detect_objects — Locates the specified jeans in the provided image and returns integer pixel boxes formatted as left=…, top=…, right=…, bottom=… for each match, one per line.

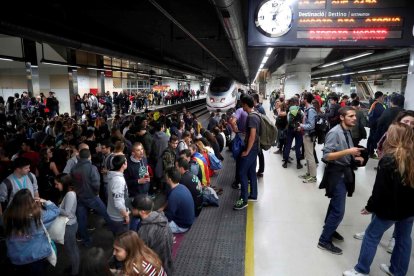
left=64, top=223, right=80, bottom=275
left=355, top=215, right=414, bottom=275
left=319, top=177, right=347, bottom=244
left=283, top=129, right=303, bottom=162
left=76, top=196, right=113, bottom=245
left=169, top=220, right=189, bottom=234
left=239, top=148, right=258, bottom=202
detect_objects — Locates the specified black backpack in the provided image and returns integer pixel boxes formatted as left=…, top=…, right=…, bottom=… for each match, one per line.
left=315, top=115, right=328, bottom=144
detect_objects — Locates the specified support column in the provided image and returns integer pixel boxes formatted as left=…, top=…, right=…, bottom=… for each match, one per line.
left=23, top=39, right=39, bottom=96
left=405, top=48, right=414, bottom=109
left=97, top=55, right=105, bottom=94
left=67, top=49, right=78, bottom=115
left=283, top=64, right=311, bottom=98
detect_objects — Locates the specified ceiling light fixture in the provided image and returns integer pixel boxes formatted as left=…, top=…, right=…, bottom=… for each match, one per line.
left=265, top=48, right=273, bottom=56
left=357, top=69, right=376, bottom=74
left=379, top=64, right=408, bottom=70
left=319, top=51, right=374, bottom=68
left=0, top=57, right=14, bottom=61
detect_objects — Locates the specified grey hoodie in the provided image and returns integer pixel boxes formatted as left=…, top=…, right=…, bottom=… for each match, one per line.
left=138, top=211, right=174, bottom=275
left=107, top=171, right=129, bottom=222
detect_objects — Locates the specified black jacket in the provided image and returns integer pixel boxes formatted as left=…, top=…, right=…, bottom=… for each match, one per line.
left=319, top=163, right=355, bottom=198
left=375, top=106, right=403, bottom=142
left=365, top=155, right=414, bottom=221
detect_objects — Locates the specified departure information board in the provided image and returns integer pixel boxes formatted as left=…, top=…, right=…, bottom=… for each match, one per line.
left=248, top=0, right=414, bottom=47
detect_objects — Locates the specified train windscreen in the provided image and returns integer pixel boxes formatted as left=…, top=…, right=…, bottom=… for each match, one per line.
left=209, top=77, right=233, bottom=94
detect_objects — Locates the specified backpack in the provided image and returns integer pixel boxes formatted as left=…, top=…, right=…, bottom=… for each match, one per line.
left=231, top=133, right=245, bottom=159
left=315, top=115, right=328, bottom=144
left=252, top=112, right=278, bottom=151
left=1, top=173, right=35, bottom=209
left=208, top=152, right=222, bottom=170
left=287, top=107, right=303, bottom=130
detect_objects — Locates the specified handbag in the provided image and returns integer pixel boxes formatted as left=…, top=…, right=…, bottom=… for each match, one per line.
left=48, top=216, right=69, bottom=245
left=41, top=221, right=58, bottom=266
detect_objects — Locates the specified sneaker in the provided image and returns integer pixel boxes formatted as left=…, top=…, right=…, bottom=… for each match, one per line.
left=232, top=182, right=241, bottom=190
left=299, top=173, right=310, bottom=179
left=303, top=176, right=317, bottom=183
left=233, top=199, right=248, bottom=210
left=317, top=241, right=343, bottom=255
left=332, top=231, right=344, bottom=242
left=379, top=264, right=393, bottom=275
left=343, top=268, right=368, bottom=276
left=354, top=231, right=365, bottom=240
left=282, top=161, right=288, bottom=168
left=386, top=238, right=395, bottom=254
left=248, top=196, right=258, bottom=202
left=256, top=172, right=263, bottom=177
left=297, top=163, right=303, bottom=169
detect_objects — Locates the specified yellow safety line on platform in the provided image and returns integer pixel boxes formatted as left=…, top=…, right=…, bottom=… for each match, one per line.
left=245, top=203, right=254, bottom=276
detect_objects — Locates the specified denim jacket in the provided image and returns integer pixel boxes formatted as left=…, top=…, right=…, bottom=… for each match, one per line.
left=6, top=201, right=60, bottom=265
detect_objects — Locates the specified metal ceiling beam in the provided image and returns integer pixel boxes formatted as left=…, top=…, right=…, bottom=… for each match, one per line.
left=312, top=48, right=410, bottom=76
left=148, top=0, right=237, bottom=79
left=211, top=0, right=249, bottom=83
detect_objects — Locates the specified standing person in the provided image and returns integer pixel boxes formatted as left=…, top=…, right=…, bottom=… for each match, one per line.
left=3, top=189, right=60, bottom=275
left=343, top=123, right=414, bottom=276
left=0, top=157, right=39, bottom=215
left=234, top=94, right=260, bottom=210
left=367, top=91, right=386, bottom=158
left=317, top=107, right=365, bottom=255
left=131, top=195, right=173, bottom=276
left=111, top=231, right=167, bottom=276
left=324, top=93, right=341, bottom=130
left=107, top=155, right=130, bottom=236
left=125, top=142, right=151, bottom=197
left=350, top=100, right=368, bottom=147
left=252, top=93, right=265, bottom=177
left=298, top=92, right=317, bottom=183
left=54, top=174, right=80, bottom=276
left=70, top=149, right=112, bottom=246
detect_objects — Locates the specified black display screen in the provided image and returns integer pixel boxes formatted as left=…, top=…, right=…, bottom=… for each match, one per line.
left=248, top=0, right=414, bottom=47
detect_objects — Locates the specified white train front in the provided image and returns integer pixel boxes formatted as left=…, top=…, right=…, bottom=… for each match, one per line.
left=206, top=77, right=246, bottom=112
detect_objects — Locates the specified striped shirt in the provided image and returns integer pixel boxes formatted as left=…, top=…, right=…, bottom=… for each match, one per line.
left=132, top=260, right=167, bottom=276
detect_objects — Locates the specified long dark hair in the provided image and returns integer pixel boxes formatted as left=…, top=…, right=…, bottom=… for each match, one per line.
left=3, top=189, right=42, bottom=236
left=55, top=173, right=74, bottom=203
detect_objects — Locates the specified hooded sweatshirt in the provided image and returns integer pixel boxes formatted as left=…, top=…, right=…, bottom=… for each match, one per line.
left=107, top=171, right=129, bottom=222
left=138, top=211, right=173, bottom=276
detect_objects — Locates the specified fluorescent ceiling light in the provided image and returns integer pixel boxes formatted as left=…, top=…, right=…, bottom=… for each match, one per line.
left=380, top=64, right=408, bottom=70
left=87, top=67, right=107, bottom=71
left=342, top=52, right=373, bottom=62
left=262, top=56, right=269, bottom=64
left=259, top=64, right=264, bottom=69
left=320, top=61, right=340, bottom=68
left=357, top=69, right=376, bottom=74
left=43, top=62, right=69, bottom=67
left=265, top=48, right=273, bottom=56
left=341, top=72, right=355, bottom=76
left=31, top=65, right=38, bottom=68
left=0, top=57, right=14, bottom=61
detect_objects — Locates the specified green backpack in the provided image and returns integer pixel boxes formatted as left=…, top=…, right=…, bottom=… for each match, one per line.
left=252, top=112, right=278, bottom=151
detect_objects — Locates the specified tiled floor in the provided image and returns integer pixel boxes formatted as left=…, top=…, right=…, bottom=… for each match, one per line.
left=253, top=101, right=414, bottom=275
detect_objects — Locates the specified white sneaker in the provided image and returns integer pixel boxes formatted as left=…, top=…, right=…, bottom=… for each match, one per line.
left=386, top=238, right=395, bottom=254
left=343, top=268, right=368, bottom=276
left=379, top=264, right=393, bottom=276
left=353, top=231, right=365, bottom=240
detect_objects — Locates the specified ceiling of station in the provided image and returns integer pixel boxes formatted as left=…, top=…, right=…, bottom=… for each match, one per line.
left=0, top=1, right=410, bottom=84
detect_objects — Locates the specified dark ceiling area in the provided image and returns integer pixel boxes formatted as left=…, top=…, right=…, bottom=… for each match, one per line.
left=0, top=1, right=411, bottom=85
left=0, top=0, right=268, bottom=83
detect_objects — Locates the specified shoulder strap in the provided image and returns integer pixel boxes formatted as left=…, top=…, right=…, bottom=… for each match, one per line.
left=27, top=172, right=34, bottom=184
left=3, top=178, right=13, bottom=203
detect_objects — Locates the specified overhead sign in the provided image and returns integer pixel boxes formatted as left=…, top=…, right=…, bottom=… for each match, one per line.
left=248, top=0, right=414, bottom=47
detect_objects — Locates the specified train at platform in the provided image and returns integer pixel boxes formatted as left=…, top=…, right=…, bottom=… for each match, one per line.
left=206, top=76, right=248, bottom=112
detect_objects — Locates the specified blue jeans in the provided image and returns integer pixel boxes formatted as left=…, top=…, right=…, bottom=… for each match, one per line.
left=64, top=223, right=80, bottom=275
left=355, top=215, right=414, bottom=275
left=283, top=129, right=303, bottom=162
left=76, top=196, right=113, bottom=245
left=239, top=148, right=258, bottom=202
left=319, top=178, right=347, bottom=244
